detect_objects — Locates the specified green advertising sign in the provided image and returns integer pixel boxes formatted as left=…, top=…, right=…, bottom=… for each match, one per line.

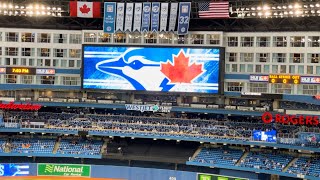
left=38, top=164, right=91, bottom=177
left=198, top=173, right=248, bottom=180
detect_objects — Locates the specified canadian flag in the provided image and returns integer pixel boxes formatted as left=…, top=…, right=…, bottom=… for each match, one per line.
left=70, top=1, right=101, bottom=18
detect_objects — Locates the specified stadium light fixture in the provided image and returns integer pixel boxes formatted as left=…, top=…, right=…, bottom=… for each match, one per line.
left=0, top=3, right=63, bottom=17
left=232, top=2, right=320, bottom=18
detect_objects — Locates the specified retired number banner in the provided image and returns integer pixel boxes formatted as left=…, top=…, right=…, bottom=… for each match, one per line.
left=124, top=3, right=134, bottom=32
left=168, top=3, right=178, bottom=32
left=141, top=2, right=151, bottom=32
left=133, top=3, right=142, bottom=32
left=116, top=3, right=125, bottom=32
left=159, top=3, right=169, bottom=32
left=103, top=2, right=116, bottom=33
left=177, top=2, right=191, bottom=35
left=151, top=2, right=160, bottom=32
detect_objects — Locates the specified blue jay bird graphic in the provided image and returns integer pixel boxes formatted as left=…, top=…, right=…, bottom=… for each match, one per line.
left=96, top=48, right=172, bottom=91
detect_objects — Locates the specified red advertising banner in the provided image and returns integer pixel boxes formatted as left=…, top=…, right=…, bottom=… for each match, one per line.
left=0, top=102, right=42, bottom=111
left=262, top=112, right=319, bottom=126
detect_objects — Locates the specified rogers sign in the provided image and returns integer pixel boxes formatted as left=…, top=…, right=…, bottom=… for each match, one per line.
left=262, top=112, right=319, bottom=126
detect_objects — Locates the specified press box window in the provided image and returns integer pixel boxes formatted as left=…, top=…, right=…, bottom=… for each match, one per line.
left=271, top=84, right=293, bottom=94
left=256, top=36, right=270, bottom=47
left=84, top=33, right=97, bottom=43
left=290, top=53, right=304, bottom=63
left=38, top=33, right=51, bottom=43
left=128, top=33, right=142, bottom=44
left=98, top=33, right=111, bottom=43
left=21, top=33, right=35, bottom=42
left=174, top=35, right=187, bottom=44
left=159, top=33, right=172, bottom=44
left=53, top=34, right=67, bottom=43
left=240, top=37, right=254, bottom=47
left=257, top=53, right=270, bottom=62
left=21, top=75, right=33, bottom=84
left=69, top=34, right=82, bottom=44
left=69, top=49, right=81, bottom=58
left=39, top=76, right=55, bottom=85
left=308, top=36, right=320, bottom=47
left=63, top=77, right=79, bottom=86
left=54, top=49, right=67, bottom=58
left=273, top=36, right=287, bottom=47
left=308, top=53, right=319, bottom=63
left=249, top=83, right=268, bottom=93
left=144, top=33, right=157, bottom=44
left=38, top=48, right=50, bottom=57
left=5, top=75, right=17, bottom=84
left=240, top=53, right=253, bottom=62
left=21, top=48, right=35, bottom=57
left=290, top=36, right=305, bottom=47
left=207, top=34, right=220, bottom=45
left=227, top=53, right=237, bottom=62
left=114, top=33, right=126, bottom=43
left=190, top=34, right=204, bottom=44
left=226, top=82, right=243, bottom=92
left=272, top=53, right=286, bottom=63
left=5, top=47, right=18, bottom=56
left=299, top=85, right=318, bottom=95
left=5, top=32, right=19, bottom=42
left=227, top=37, right=238, bottom=47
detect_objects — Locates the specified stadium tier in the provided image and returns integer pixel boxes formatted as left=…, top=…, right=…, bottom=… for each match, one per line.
left=0, top=0, right=320, bottom=179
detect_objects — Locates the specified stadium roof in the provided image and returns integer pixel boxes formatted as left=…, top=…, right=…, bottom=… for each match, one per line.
left=0, top=0, right=319, bottom=31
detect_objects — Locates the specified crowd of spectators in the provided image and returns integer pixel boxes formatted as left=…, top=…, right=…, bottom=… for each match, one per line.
left=57, top=137, right=102, bottom=156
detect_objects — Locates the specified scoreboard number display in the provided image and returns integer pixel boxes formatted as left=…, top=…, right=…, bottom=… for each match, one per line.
left=268, top=74, right=300, bottom=84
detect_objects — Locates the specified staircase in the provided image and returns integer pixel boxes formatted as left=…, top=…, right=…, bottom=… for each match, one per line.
left=283, top=157, right=299, bottom=172
left=100, top=138, right=108, bottom=155
left=53, top=137, right=61, bottom=154
left=236, top=151, right=249, bottom=165
left=189, top=147, right=203, bottom=161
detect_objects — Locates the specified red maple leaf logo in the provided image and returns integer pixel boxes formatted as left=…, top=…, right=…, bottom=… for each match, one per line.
left=80, top=4, right=91, bottom=14
left=160, top=51, right=204, bottom=83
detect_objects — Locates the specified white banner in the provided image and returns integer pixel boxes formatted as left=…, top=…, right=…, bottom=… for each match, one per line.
left=133, top=3, right=142, bottom=32
left=116, top=3, right=125, bottom=32
left=124, top=3, right=134, bottom=32
left=159, top=3, right=169, bottom=32
left=168, top=3, right=178, bottom=32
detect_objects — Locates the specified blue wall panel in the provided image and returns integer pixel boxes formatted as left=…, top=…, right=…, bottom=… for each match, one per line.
left=91, top=165, right=196, bottom=180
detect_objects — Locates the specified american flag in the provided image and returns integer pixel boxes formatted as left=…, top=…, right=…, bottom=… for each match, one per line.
left=198, top=1, right=230, bottom=18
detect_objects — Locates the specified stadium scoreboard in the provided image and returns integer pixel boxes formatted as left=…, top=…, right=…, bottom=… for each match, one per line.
left=268, top=74, right=300, bottom=84
left=198, top=173, right=248, bottom=180
left=0, top=67, right=55, bottom=75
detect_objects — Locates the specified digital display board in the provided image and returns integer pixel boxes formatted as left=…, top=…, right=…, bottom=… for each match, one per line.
left=0, top=164, right=29, bottom=176
left=6, top=67, right=36, bottom=75
left=300, top=76, right=320, bottom=84
left=253, top=130, right=277, bottom=143
left=198, top=173, right=248, bottom=180
left=269, top=74, right=300, bottom=84
left=82, top=45, right=222, bottom=93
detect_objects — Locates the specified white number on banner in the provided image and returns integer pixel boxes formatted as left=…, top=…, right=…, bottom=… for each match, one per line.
left=179, top=16, right=189, bottom=24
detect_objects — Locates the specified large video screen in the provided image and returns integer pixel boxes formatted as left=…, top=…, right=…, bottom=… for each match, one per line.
left=253, top=130, right=277, bottom=143
left=82, top=45, right=222, bottom=93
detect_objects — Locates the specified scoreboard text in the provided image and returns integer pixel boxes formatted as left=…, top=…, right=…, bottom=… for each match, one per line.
left=268, top=74, right=300, bottom=84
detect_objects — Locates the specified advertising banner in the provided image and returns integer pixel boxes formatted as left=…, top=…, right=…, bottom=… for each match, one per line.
left=253, top=130, right=277, bottom=143
left=0, top=164, right=29, bottom=176
left=82, top=45, right=221, bottom=93
left=37, top=164, right=90, bottom=177
left=299, top=133, right=320, bottom=145
left=198, top=173, right=248, bottom=180
left=103, top=2, right=116, bottom=33
left=125, top=104, right=171, bottom=113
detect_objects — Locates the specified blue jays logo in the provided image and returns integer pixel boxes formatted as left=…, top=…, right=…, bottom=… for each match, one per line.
left=152, top=5, right=159, bottom=13
left=144, top=5, right=150, bottom=13
left=83, top=46, right=220, bottom=93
